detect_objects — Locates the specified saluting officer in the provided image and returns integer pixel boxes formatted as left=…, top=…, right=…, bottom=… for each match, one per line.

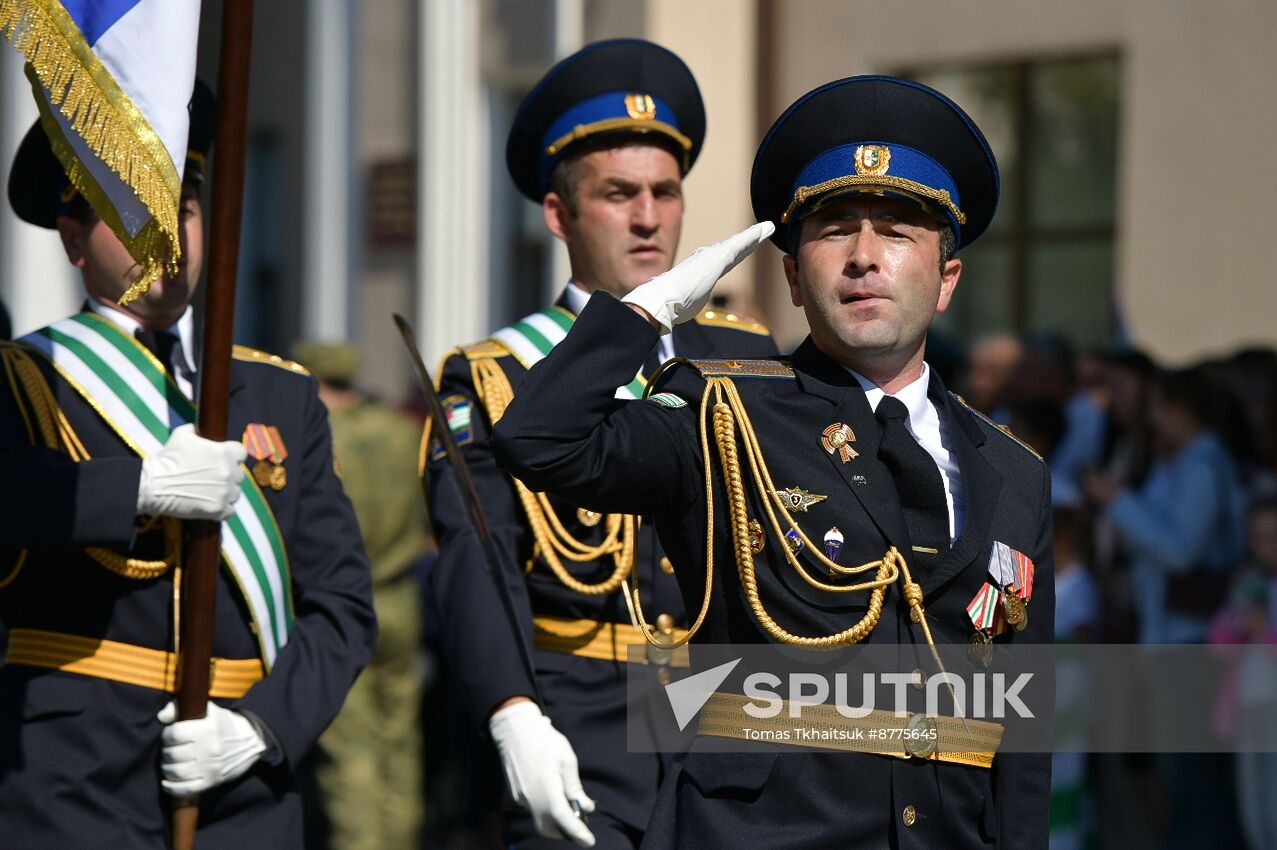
left=0, top=83, right=376, bottom=849
left=492, top=76, right=1054, bottom=848
left=424, top=39, right=776, bottom=849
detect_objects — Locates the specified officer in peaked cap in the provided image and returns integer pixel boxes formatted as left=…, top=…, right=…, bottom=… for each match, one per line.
left=491, top=75, right=1054, bottom=848
left=504, top=37, right=708, bottom=202
left=424, top=38, right=777, bottom=850
left=0, top=79, right=376, bottom=849
left=751, top=74, right=1000, bottom=253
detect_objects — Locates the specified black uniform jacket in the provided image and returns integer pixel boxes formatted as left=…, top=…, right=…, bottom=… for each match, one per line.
left=0, top=327, right=377, bottom=850
left=425, top=292, right=776, bottom=835
left=491, top=293, right=1054, bottom=850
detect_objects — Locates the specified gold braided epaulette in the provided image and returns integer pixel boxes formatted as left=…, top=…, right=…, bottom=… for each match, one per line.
left=693, top=309, right=771, bottom=336
left=949, top=392, right=1043, bottom=461
left=232, top=345, right=311, bottom=376
left=459, top=340, right=511, bottom=361
left=683, top=358, right=795, bottom=379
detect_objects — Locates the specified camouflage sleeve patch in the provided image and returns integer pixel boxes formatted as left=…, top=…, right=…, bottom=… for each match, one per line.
left=646, top=392, right=688, bottom=409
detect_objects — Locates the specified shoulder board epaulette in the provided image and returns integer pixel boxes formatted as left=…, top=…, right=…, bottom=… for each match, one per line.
left=232, top=345, right=311, bottom=376
left=693, top=309, right=771, bottom=336
left=458, top=340, right=511, bottom=361
left=684, top=358, right=795, bottom=379
left=949, top=392, right=1043, bottom=461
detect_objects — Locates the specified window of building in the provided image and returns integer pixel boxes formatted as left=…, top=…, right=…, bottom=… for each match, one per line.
left=903, top=55, right=1121, bottom=350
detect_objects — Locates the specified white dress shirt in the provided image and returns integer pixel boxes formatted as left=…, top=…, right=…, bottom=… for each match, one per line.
left=849, top=363, right=966, bottom=543
left=88, top=300, right=198, bottom=402
left=564, top=281, right=675, bottom=364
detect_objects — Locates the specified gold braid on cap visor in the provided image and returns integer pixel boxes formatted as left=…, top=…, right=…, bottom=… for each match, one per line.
left=780, top=175, right=967, bottom=226
left=545, top=118, right=694, bottom=169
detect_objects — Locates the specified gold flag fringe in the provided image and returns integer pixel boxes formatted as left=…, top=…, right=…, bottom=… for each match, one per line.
left=1, top=0, right=183, bottom=305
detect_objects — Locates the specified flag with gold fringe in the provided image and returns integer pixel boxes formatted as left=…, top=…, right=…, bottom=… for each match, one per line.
left=0, top=0, right=200, bottom=304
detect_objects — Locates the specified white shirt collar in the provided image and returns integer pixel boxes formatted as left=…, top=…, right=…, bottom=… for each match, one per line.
left=563, top=281, right=591, bottom=316
left=87, top=299, right=197, bottom=376
left=848, top=362, right=933, bottom=433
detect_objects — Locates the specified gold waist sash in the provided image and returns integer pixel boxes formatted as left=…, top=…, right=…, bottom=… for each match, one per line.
left=532, top=615, right=690, bottom=667
left=697, top=691, right=1002, bottom=769
left=4, top=628, right=264, bottom=699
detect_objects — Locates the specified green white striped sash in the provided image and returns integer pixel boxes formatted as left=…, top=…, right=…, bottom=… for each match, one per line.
left=490, top=306, right=646, bottom=400
left=22, top=313, right=293, bottom=668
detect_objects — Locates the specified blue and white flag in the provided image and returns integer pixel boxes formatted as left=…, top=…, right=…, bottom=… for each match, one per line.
left=1, top=0, right=201, bottom=304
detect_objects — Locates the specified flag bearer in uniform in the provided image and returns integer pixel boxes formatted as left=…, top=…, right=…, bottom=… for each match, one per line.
left=0, top=83, right=376, bottom=850
left=424, top=38, right=776, bottom=850
left=492, top=75, right=1054, bottom=849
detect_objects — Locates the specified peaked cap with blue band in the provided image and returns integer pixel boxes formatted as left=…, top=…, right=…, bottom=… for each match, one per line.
left=751, top=76, right=999, bottom=252
left=506, top=38, right=706, bottom=202
left=8, top=78, right=215, bottom=229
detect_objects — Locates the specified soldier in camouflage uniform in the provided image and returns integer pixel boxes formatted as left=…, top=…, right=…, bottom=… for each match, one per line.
left=294, top=341, right=427, bottom=850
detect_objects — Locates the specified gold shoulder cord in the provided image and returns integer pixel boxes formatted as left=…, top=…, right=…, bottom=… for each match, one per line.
left=0, top=347, right=178, bottom=586
left=470, top=356, right=636, bottom=596
left=628, top=375, right=951, bottom=670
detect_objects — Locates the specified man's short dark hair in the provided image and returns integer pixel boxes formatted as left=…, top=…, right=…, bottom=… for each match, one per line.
left=938, top=224, right=956, bottom=270
left=545, top=135, right=685, bottom=216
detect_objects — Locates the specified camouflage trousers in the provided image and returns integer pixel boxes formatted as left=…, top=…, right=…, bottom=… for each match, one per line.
left=317, top=584, right=424, bottom=850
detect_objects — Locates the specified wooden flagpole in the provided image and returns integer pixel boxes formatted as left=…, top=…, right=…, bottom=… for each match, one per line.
left=172, top=0, right=254, bottom=846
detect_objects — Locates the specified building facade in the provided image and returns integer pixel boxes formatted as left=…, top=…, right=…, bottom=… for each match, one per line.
left=3, top=0, right=1274, bottom=399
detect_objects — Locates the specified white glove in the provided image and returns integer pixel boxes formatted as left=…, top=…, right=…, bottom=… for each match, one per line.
left=621, top=221, right=775, bottom=334
left=489, top=701, right=597, bottom=847
left=156, top=701, right=268, bottom=796
left=137, top=423, right=247, bottom=521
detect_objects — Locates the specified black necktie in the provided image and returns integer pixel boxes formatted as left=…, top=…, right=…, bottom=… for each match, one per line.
left=135, top=328, right=180, bottom=379
left=874, top=395, right=950, bottom=555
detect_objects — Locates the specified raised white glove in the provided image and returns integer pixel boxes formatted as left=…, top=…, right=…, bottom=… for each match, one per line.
left=156, top=701, right=268, bottom=796
left=137, top=423, right=247, bottom=521
left=489, top=701, right=597, bottom=847
left=621, top=221, right=775, bottom=334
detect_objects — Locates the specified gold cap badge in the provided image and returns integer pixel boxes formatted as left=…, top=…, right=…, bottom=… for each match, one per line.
left=854, top=144, right=891, bottom=177
left=625, top=93, right=657, bottom=121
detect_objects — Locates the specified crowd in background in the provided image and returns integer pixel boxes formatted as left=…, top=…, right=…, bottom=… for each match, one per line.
left=947, top=331, right=1277, bottom=850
